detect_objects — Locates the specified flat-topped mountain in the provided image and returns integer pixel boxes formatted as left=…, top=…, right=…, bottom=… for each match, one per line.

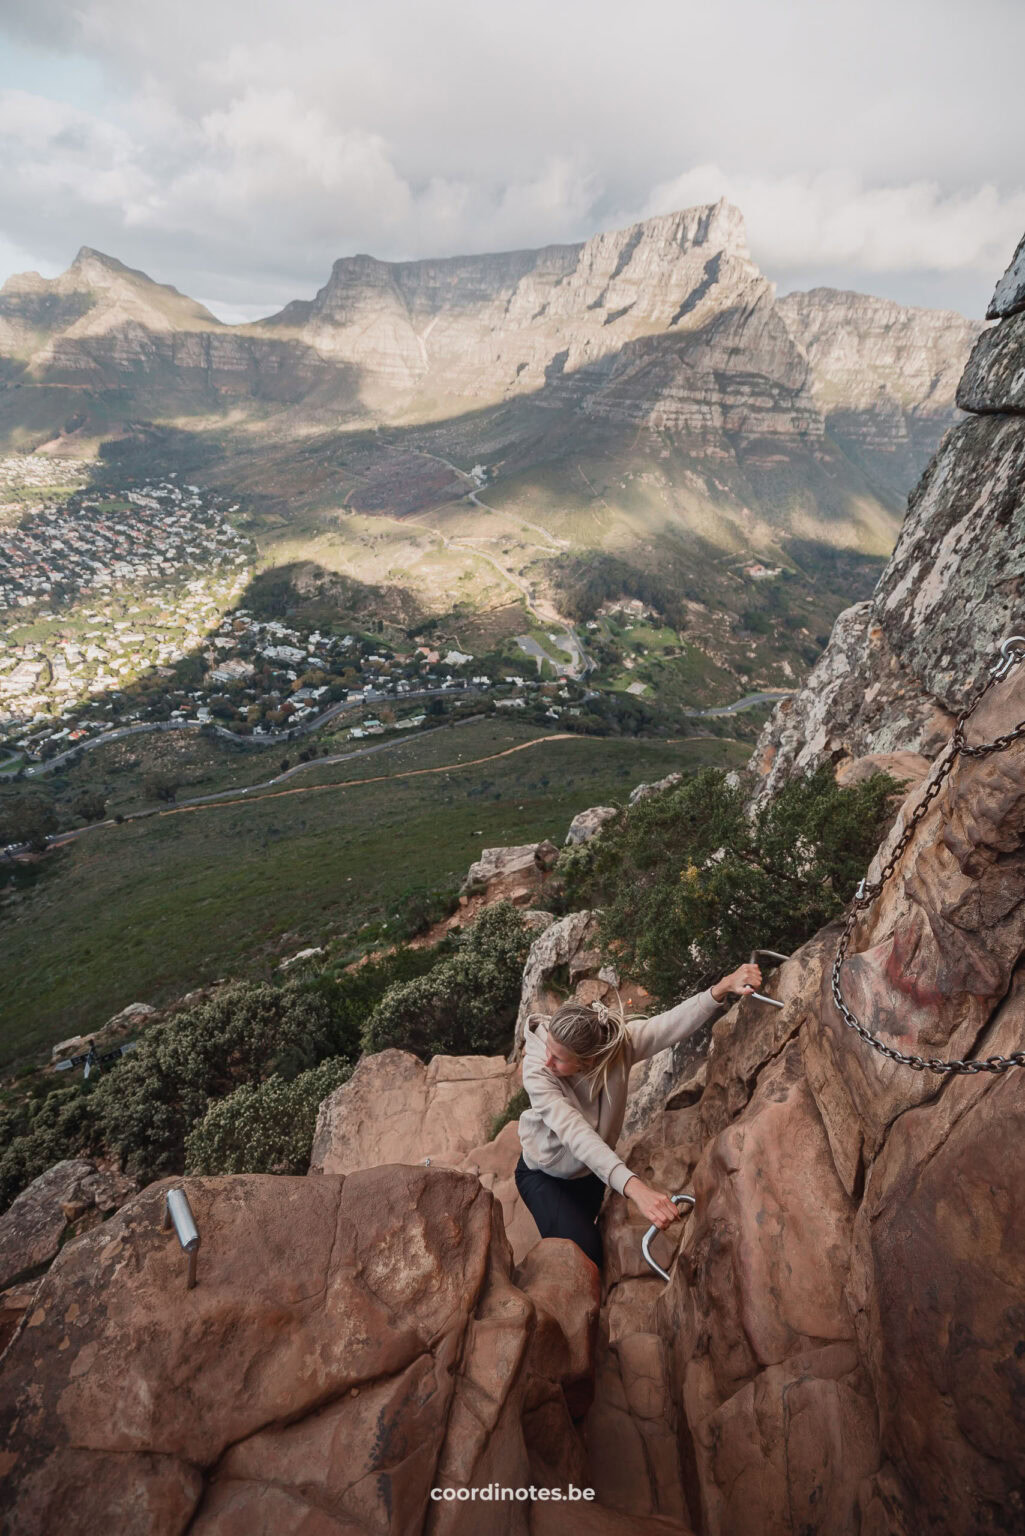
left=0, top=204, right=976, bottom=447
left=0, top=205, right=980, bottom=639
left=260, top=201, right=788, bottom=413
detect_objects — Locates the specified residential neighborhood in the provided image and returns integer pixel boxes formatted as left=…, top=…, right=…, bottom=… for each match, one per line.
left=0, top=466, right=612, bottom=769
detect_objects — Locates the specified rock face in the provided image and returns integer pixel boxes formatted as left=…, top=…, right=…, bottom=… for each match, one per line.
left=0, top=247, right=351, bottom=410
left=460, top=841, right=559, bottom=907
left=513, top=910, right=637, bottom=1055
left=1, top=209, right=974, bottom=485
left=0, top=1167, right=634, bottom=1535
left=564, top=806, right=619, bottom=845
left=777, top=288, right=978, bottom=491
left=603, top=659, right=1025, bottom=1535
left=310, top=1048, right=519, bottom=1177
left=750, top=236, right=1025, bottom=799
left=0, top=1158, right=136, bottom=1291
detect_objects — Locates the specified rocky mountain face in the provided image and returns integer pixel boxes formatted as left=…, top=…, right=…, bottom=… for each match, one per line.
left=750, top=240, right=1025, bottom=802
left=0, top=248, right=350, bottom=407
left=777, top=288, right=979, bottom=493
left=0, top=208, right=975, bottom=467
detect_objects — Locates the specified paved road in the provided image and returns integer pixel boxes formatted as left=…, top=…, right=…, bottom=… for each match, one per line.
left=22, top=686, right=489, bottom=776
left=683, top=690, right=792, bottom=717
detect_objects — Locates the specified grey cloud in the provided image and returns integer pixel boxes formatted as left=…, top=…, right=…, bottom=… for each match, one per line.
left=0, top=0, right=1023, bottom=316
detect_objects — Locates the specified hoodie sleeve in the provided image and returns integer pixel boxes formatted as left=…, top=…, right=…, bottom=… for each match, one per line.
left=627, top=987, right=726, bottom=1063
left=521, top=1041, right=634, bottom=1195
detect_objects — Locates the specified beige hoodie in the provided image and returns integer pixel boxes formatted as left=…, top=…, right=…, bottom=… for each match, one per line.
left=517, top=988, right=724, bottom=1195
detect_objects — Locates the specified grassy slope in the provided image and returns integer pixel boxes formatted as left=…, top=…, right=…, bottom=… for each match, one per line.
left=0, top=718, right=749, bottom=1065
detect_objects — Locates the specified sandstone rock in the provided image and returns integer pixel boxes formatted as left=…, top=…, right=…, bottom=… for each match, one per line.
left=565, top=806, right=618, bottom=845
left=459, top=1120, right=538, bottom=1265
left=834, top=750, right=930, bottom=790
left=514, top=910, right=608, bottom=1054
left=309, top=1048, right=540, bottom=1264
left=0, top=1159, right=137, bottom=1292
left=51, top=1034, right=89, bottom=1063
left=460, top=841, right=556, bottom=907
left=310, top=1048, right=520, bottom=1177
left=593, top=658, right=1025, bottom=1535
left=106, top=1001, right=157, bottom=1026
left=0, top=1280, right=39, bottom=1356
left=0, top=1167, right=613, bottom=1535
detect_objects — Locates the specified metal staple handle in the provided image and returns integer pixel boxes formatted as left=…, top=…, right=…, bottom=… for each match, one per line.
left=746, top=948, right=789, bottom=1009
left=162, top=1187, right=200, bottom=1289
left=641, top=1193, right=695, bottom=1282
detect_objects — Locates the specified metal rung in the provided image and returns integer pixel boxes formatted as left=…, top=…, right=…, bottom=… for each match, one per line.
left=641, top=1193, right=695, bottom=1282
left=747, top=949, right=789, bottom=1009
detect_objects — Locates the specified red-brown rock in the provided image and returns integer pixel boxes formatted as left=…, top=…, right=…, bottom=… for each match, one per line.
left=0, top=1166, right=621, bottom=1535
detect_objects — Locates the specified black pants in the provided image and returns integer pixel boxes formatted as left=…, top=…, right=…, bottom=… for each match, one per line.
left=515, top=1155, right=604, bottom=1267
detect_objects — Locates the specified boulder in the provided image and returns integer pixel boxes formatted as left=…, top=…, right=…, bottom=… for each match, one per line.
left=513, top=909, right=633, bottom=1056
left=565, top=807, right=618, bottom=845
left=459, top=841, right=558, bottom=907
left=309, top=1048, right=539, bottom=1264
left=0, top=1159, right=137, bottom=1292
left=277, top=945, right=325, bottom=970
left=0, top=1167, right=619, bottom=1535
left=310, top=1048, right=520, bottom=1177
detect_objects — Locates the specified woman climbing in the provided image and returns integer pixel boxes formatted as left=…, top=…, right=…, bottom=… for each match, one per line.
left=515, top=961, right=762, bottom=1267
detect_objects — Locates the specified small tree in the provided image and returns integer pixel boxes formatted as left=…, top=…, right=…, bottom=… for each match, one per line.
left=361, top=901, right=531, bottom=1058
left=0, top=793, right=58, bottom=851
left=143, top=772, right=179, bottom=804
left=72, top=790, right=108, bottom=823
left=580, top=763, right=903, bottom=1005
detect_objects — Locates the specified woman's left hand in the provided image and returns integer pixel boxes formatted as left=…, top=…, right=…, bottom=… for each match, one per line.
left=711, top=962, right=762, bottom=1002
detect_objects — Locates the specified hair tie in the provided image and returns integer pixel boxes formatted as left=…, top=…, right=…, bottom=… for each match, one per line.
left=589, top=998, right=611, bottom=1026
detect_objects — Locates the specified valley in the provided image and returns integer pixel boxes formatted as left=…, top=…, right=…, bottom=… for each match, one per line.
left=0, top=198, right=981, bottom=1059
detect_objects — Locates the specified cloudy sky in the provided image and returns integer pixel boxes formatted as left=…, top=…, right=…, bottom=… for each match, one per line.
left=0, top=0, right=1022, bottom=322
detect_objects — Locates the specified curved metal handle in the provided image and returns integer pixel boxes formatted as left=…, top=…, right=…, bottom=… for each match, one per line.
left=746, top=948, right=789, bottom=1010
left=641, top=1192, right=695, bottom=1282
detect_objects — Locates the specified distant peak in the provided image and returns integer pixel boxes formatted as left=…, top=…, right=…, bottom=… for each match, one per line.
left=70, top=246, right=127, bottom=272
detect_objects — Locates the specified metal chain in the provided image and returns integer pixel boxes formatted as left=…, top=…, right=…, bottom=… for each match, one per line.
left=830, top=635, right=1025, bottom=1075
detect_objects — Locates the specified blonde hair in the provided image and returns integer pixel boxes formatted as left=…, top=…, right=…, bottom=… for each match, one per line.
left=534, top=988, right=642, bottom=1093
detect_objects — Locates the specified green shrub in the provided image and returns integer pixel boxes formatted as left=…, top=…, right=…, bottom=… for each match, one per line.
left=0, top=1084, right=101, bottom=1214
left=545, top=835, right=608, bottom=915
left=361, top=901, right=531, bottom=1058
left=91, top=980, right=338, bottom=1184
left=574, top=763, right=902, bottom=1006
left=0, top=940, right=454, bottom=1213
left=185, top=1057, right=353, bottom=1175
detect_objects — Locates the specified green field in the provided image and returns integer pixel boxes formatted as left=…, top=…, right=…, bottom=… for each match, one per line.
left=0, top=718, right=750, bottom=1067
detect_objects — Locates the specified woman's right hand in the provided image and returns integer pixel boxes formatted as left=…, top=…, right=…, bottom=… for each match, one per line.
left=624, top=1176, right=682, bottom=1230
